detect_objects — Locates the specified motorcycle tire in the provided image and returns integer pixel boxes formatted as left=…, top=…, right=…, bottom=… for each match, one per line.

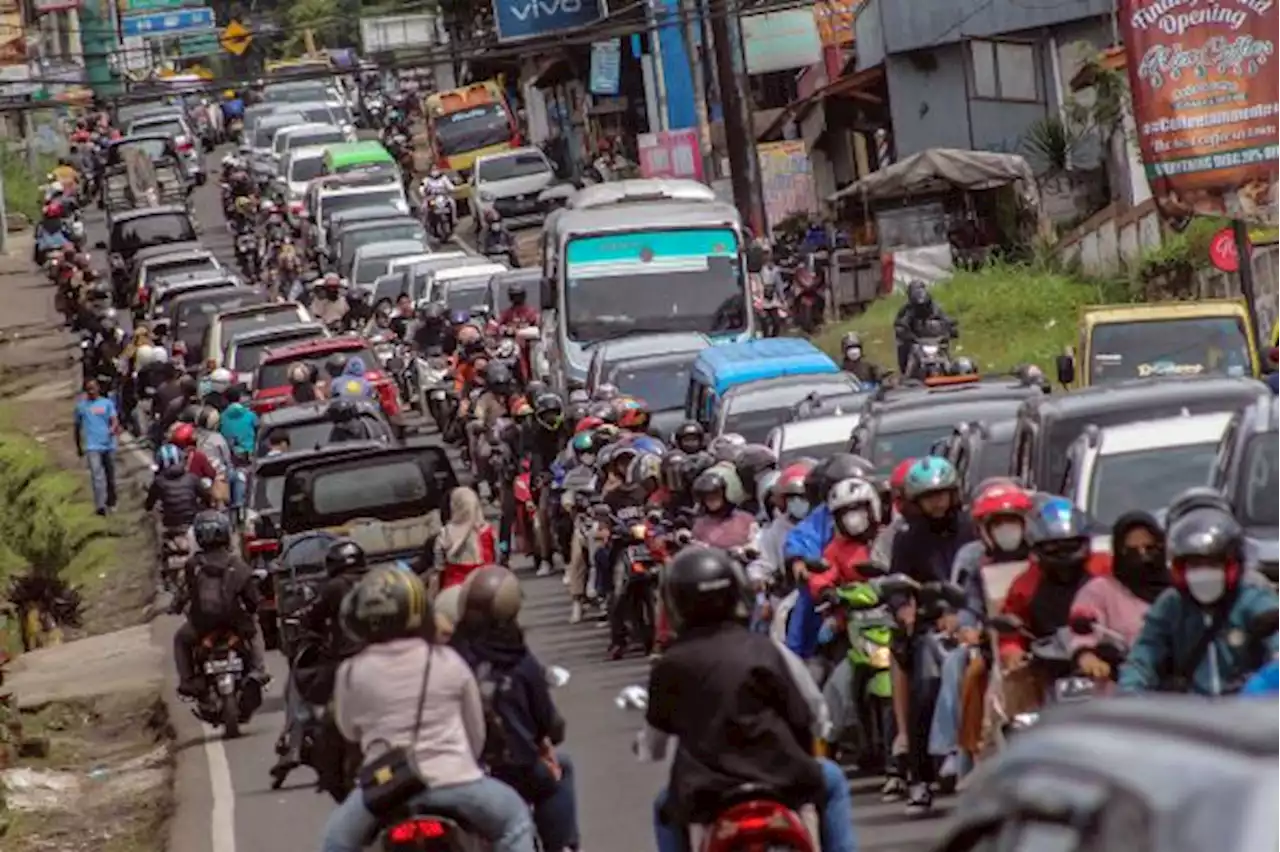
left=222, top=697, right=241, bottom=740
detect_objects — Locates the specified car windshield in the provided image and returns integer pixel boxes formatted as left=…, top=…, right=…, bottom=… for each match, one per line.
left=478, top=152, right=551, bottom=183
left=116, top=215, right=196, bottom=254
left=290, top=156, right=326, bottom=182
left=356, top=257, right=397, bottom=285
left=1087, top=443, right=1220, bottom=527
left=147, top=257, right=216, bottom=285
left=442, top=280, right=492, bottom=315
left=780, top=439, right=848, bottom=467
left=609, top=361, right=693, bottom=411
left=722, top=405, right=799, bottom=444
left=131, top=118, right=185, bottom=139
left=261, top=416, right=386, bottom=457
left=565, top=229, right=746, bottom=343
left=233, top=330, right=324, bottom=372
left=255, top=119, right=301, bottom=148
left=288, top=129, right=344, bottom=151
left=322, top=190, right=402, bottom=225
left=252, top=474, right=286, bottom=512
left=1090, top=317, right=1253, bottom=384
left=299, top=106, right=340, bottom=124
left=434, top=103, right=511, bottom=156
left=869, top=426, right=953, bottom=475
left=342, top=225, right=425, bottom=259
left=1239, top=431, right=1279, bottom=527
left=258, top=347, right=375, bottom=389
left=970, top=437, right=1014, bottom=483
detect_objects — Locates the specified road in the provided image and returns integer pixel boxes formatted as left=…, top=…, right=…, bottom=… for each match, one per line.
left=76, top=147, right=954, bottom=852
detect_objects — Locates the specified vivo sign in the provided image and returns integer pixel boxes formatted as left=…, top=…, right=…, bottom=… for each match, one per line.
left=493, top=0, right=605, bottom=41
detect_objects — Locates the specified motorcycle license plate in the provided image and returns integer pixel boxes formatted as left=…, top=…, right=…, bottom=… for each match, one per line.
left=204, top=657, right=244, bottom=675
left=430, top=389, right=446, bottom=399
left=626, top=545, right=651, bottom=563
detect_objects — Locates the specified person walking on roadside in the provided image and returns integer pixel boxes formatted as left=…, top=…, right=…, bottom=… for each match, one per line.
left=74, top=377, right=120, bottom=516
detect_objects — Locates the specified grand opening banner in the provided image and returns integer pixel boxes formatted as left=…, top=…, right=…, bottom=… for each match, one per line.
left=1119, top=0, right=1279, bottom=223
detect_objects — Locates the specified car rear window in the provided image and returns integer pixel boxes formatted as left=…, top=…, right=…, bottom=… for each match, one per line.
left=219, top=309, right=303, bottom=350
left=116, top=215, right=197, bottom=253
left=321, top=190, right=402, bottom=225
left=1088, top=442, right=1220, bottom=527
left=609, top=360, right=693, bottom=411
left=131, top=118, right=185, bottom=139
left=868, top=425, right=952, bottom=475
left=253, top=474, right=286, bottom=512
left=442, top=280, right=493, bottom=315
left=290, top=156, right=326, bottom=182
left=289, top=128, right=344, bottom=150
left=175, top=291, right=266, bottom=346
left=311, top=459, right=427, bottom=515
left=257, top=346, right=376, bottom=389
left=260, top=416, right=388, bottom=457
left=146, top=257, right=216, bottom=286
left=233, top=329, right=324, bottom=372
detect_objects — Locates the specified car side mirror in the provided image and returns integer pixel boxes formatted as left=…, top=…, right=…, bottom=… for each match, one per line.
left=1055, top=353, right=1076, bottom=387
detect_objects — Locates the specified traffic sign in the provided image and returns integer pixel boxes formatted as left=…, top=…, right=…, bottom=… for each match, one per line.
left=120, top=6, right=215, bottom=38
left=220, top=19, right=252, bottom=55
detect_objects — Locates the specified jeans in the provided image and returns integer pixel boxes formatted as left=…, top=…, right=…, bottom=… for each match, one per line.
left=86, top=449, right=117, bottom=512
left=929, top=647, right=976, bottom=777
left=229, top=468, right=246, bottom=509
left=494, top=750, right=580, bottom=852
left=653, top=758, right=858, bottom=852
left=320, top=777, right=536, bottom=852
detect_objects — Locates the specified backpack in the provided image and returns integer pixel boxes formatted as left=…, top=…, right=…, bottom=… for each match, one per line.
left=473, top=661, right=513, bottom=768
left=191, top=557, right=236, bottom=629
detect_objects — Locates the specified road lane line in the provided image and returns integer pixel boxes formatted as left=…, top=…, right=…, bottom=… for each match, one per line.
left=203, top=721, right=239, bottom=852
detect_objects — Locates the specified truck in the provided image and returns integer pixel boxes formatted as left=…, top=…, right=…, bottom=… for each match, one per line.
left=423, top=80, right=520, bottom=201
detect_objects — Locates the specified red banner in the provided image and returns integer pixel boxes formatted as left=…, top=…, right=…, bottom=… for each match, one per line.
left=637, top=128, right=703, bottom=182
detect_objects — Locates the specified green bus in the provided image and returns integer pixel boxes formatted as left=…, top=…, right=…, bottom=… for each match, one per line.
left=323, top=141, right=397, bottom=177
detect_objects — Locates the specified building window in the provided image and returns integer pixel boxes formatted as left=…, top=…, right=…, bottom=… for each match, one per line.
left=968, top=39, right=1039, bottom=102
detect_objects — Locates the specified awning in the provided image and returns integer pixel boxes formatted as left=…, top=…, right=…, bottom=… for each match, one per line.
left=528, top=52, right=578, bottom=89
left=759, top=64, right=885, bottom=141
left=828, top=147, right=1039, bottom=203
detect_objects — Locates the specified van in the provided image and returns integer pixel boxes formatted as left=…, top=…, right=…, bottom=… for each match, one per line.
left=322, top=141, right=397, bottom=177
left=685, top=338, right=839, bottom=431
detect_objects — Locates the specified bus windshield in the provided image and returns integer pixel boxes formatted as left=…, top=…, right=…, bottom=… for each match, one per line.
left=564, top=228, right=746, bottom=344
left=1090, top=316, right=1253, bottom=384
left=434, top=104, right=511, bottom=157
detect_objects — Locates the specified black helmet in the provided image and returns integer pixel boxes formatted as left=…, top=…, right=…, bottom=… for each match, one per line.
left=325, top=538, right=367, bottom=577
left=178, top=403, right=201, bottom=425
left=840, top=331, right=861, bottom=350
left=1165, top=486, right=1234, bottom=529
left=1167, top=506, right=1244, bottom=566
left=661, top=449, right=689, bottom=492
left=193, top=510, right=231, bottom=549
left=325, top=354, right=348, bottom=379
left=507, top=282, right=526, bottom=303
left=458, top=564, right=522, bottom=626
left=485, top=360, right=513, bottom=390
left=734, top=444, right=778, bottom=502
left=327, top=398, right=359, bottom=422
left=421, top=301, right=446, bottom=323
left=663, top=546, right=749, bottom=630
left=340, top=566, right=430, bottom=644
left=692, top=468, right=728, bottom=499
left=907, top=279, right=929, bottom=306
left=534, top=392, right=564, bottom=429
left=806, top=453, right=875, bottom=506
left=674, top=421, right=706, bottom=453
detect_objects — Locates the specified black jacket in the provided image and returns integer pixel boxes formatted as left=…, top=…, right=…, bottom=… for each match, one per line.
left=892, top=302, right=955, bottom=343
left=646, top=622, right=823, bottom=825
left=301, top=572, right=364, bottom=659
left=522, top=422, right=568, bottom=483
left=180, top=549, right=258, bottom=635
left=145, top=466, right=204, bottom=529
left=890, top=511, right=976, bottom=585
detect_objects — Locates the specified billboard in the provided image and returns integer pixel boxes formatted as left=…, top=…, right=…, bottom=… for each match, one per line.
left=493, top=0, right=606, bottom=42
left=1119, top=0, right=1279, bottom=223
left=360, top=14, right=437, bottom=54
left=637, top=128, right=703, bottom=182
left=741, top=9, right=822, bottom=75
left=758, top=140, right=817, bottom=234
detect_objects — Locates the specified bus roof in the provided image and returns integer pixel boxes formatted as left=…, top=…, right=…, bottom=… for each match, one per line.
left=694, top=338, right=838, bottom=397
left=551, top=196, right=740, bottom=240
left=425, top=81, right=501, bottom=115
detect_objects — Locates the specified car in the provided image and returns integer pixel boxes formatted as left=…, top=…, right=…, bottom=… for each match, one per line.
left=333, top=218, right=429, bottom=280
left=147, top=271, right=240, bottom=327
left=244, top=111, right=306, bottom=180
left=716, top=373, right=863, bottom=444
left=132, top=247, right=221, bottom=308
left=767, top=412, right=863, bottom=467
left=202, top=301, right=312, bottom=370
left=349, top=239, right=434, bottom=289
left=103, top=205, right=198, bottom=303
left=225, top=322, right=329, bottom=388
left=430, top=264, right=509, bottom=318
left=938, top=696, right=1278, bottom=852
left=100, top=134, right=190, bottom=210
left=407, top=254, right=494, bottom=304
left=472, top=146, right=559, bottom=229
left=308, top=180, right=410, bottom=255
left=1062, top=411, right=1233, bottom=546
left=1010, top=375, right=1270, bottom=494
left=585, top=332, right=711, bottom=438
left=280, top=100, right=356, bottom=138
left=167, top=287, right=269, bottom=362
left=270, top=123, right=348, bottom=177
left=275, top=145, right=330, bottom=214
left=252, top=335, right=405, bottom=425
left=320, top=204, right=410, bottom=264
left=943, top=417, right=1020, bottom=499
left=126, top=112, right=204, bottom=184
left=1212, top=394, right=1279, bottom=583
left=254, top=399, right=396, bottom=458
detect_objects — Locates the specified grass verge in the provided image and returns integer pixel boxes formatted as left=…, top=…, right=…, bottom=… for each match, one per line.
left=0, top=147, right=57, bottom=224
left=814, top=262, right=1129, bottom=374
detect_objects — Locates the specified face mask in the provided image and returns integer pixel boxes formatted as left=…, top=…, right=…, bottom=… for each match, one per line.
left=786, top=497, right=810, bottom=520
left=1184, top=567, right=1227, bottom=605
left=839, top=508, right=870, bottom=538
left=845, top=346, right=862, bottom=362
left=990, top=522, right=1024, bottom=553
left=579, top=452, right=595, bottom=466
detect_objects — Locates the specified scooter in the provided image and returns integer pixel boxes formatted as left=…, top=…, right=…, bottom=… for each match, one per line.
left=189, top=630, right=263, bottom=740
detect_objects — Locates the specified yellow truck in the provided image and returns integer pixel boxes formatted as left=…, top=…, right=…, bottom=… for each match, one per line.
left=424, top=80, right=519, bottom=195
left=1056, top=301, right=1261, bottom=388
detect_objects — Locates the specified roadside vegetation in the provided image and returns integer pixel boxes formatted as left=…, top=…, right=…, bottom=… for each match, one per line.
left=0, top=147, right=57, bottom=224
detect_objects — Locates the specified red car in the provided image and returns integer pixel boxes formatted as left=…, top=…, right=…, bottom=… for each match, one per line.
left=251, top=336, right=403, bottom=422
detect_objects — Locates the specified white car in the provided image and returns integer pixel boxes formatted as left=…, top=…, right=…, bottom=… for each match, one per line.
left=1063, top=410, right=1234, bottom=550
left=767, top=412, right=863, bottom=467
left=271, top=123, right=347, bottom=173
left=276, top=145, right=330, bottom=219
left=472, top=147, right=559, bottom=230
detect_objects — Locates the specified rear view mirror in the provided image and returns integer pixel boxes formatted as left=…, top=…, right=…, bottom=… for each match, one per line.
left=1055, top=353, right=1076, bottom=386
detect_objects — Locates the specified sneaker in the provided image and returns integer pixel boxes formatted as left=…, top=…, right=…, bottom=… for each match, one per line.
left=904, top=783, right=933, bottom=816
left=536, top=562, right=554, bottom=577
left=880, top=776, right=906, bottom=801
left=569, top=600, right=583, bottom=625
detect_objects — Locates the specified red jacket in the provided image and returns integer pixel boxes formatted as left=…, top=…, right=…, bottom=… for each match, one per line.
left=440, top=525, right=498, bottom=590
left=999, top=553, right=1112, bottom=656
left=809, top=536, right=872, bottom=598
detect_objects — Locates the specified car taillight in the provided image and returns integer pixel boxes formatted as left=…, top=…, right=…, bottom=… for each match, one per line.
left=388, top=819, right=446, bottom=844
left=176, top=136, right=193, bottom=151
left=172, top=341, right=187, bottom=356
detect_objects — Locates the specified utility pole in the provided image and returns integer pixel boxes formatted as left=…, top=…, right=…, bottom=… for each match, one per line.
left=679, top=0, right=712, bottom=179
left=708, top=0, right=765, bottom=235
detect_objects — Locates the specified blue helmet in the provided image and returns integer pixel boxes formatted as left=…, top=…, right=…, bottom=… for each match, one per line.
left=627, top=435, right=667, bottom=457
left=157, top=443, right=182, bottom=469
left=902, top=456, right=958, bottom=501
left=1027, top=496, right=1090, bottom=547
left=449, top=309, right=470, bottom=326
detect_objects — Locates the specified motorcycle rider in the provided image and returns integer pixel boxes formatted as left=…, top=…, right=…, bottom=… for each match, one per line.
left=321, top=567, right=537, bottom=852
left=1118, top=498, right=1278, bottom=695
left=525, top=393, right=569, bottom=573
left=327, top=398, right=376, bottom=442
left=332, top=355, right=375, bottom=400
left=287, top=361, right=322, bottom=404
left=640, top=547, right=857, bottom=852
left=145, top=443, right=208, bottom=537
left=889, top=456, right=975, bottom=585
left=671, top=421, right=707, bottom=455
left=450, top=565, right=581, bottom=852
left=219, top=386, right=258, bottom=458
left=482, top=209, right=515, bottom=258
left=412, top=301, right=456, bottom=354
left=839, top=331, right=888, bottom=384
left=420, top=166, right=457, bottom=219
left=892, top=280, right=956, bottom=374
left=172, top=510, right=267, bottom=697
left=497, top=281, right=539, bottom=329
left=311, top=274, right=350, bottom=330
left=689, top=469, right=758, bottom=549
left=870, top=458, right=916, bottom=566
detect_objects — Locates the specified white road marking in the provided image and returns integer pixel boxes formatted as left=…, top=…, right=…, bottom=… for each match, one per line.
left=203, top=721, right=239, bottom=852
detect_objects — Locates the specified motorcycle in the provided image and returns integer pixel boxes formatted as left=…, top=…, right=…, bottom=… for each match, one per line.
left=424, top=192, right=454, bottom=243
left=754, top=285, right=789, bottom=338
left=227, top=117, right=244, bottom=144
left=188, top=630, right=263, bottom=740
left=906, top=335, right=953, bottom=380
left=158, top=526, right=192, bottom=594
left=234, top=232, right=258, bottom=280
left=416, top=351, right=455, bottom=427
left=597, top=505, right=662, bottom=657
left=790, top=268, right=824, bottom=335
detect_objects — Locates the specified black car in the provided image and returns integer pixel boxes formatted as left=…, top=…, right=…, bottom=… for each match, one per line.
left=254, top=398, right=395, bottom=458
left=943, top=417, right=1019, bottom=498
left=1011, top=375, right=1270, bottom=495
left=1212, top=394, right=1279, bottom=583
left=102, top=205, right=198, bottom=305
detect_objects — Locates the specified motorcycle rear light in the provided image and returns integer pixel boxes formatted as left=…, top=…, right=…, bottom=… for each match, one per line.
left=246, top=538, right=279, bottom=555
left=177, top=136, right=193, bottom=151
left=388, top=819, right=446, bottom=844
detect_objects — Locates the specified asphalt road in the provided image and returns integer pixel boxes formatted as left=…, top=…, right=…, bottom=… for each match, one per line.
left=85, top=145, right=955, bottom=852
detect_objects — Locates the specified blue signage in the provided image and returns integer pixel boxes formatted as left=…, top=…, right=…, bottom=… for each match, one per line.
left=492, top=0, right=605, bottom=42
left=121, top=7, right=215, bottom=38
left=589, top=40, right=621, bottom=95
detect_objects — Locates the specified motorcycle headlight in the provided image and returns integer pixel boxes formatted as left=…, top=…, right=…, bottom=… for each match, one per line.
left=867, top=645, right=893, bottom=669
left=922, top=344, right=939, bottom=356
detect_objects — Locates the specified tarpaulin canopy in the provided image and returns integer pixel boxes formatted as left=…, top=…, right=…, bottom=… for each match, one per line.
left=829, top=148, right=1039, bottom=203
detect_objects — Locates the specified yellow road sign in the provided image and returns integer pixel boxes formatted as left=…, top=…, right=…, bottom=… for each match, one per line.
left=220, top=20, right=252, bottom=56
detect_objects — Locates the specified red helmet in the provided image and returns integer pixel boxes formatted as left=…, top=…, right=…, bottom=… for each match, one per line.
left=171, top=423, right=196, bottom=448
left=614, top=396, right=650, bottom=430
left=43, top=202, right=64, bottom=218
left=574, top=415, right=604, bottom=435
left=889, top=458, right=916, bottom=492
left=972, top=480, right=1033, bottom=521
left=777, top=460, right=815, bottom=497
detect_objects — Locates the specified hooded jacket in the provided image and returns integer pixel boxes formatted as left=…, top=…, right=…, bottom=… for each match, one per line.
left=333, top=356, right=373, bottom=399
left=145, top=466, right=204, bottom=529
left=890, top=511, right=977, bottom=585
left=782, top=504, right=835, bottom=658
left=219, top=402, right=257, bottom=455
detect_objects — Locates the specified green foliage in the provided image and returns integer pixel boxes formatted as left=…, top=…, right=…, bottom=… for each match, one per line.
left=815, top=261, right=1129, bottom=374
left=1021, top=116, right=1086, bottom=176
left=0, top=146, right=56, bottom=223
left=1135, top=215, right=1229, bottom=299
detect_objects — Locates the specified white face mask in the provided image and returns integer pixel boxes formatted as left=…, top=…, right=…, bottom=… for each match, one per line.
left=990, top=521, right=1024, bottom=553
left=839, top=508, right=870, bottom=537
left=845, top=346, right=862, bottom=362
left=1184, top=567, right=1227, bottom=605
left=786, top=497, right=810, bottom=520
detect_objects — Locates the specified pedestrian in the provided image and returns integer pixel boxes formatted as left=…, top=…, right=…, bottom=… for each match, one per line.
left=74, top=377, right=119, bottom=515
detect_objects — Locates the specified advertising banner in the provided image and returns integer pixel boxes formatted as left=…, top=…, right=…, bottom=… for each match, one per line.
left=1119, top=0, right=1279, bottom=223
left=812, top=0, right=863, bottom=48
left=493, top=0, right=606, bottom=42
left=589, top=39, right=621, bottom=95
left=637, top=128, right=702, bottom=182
left=758, top=140, right=817, bottom=234
left=741, top=9, right=823, bottom=75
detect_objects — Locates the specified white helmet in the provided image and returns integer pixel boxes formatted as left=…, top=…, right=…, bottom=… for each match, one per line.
left=152, top=347, right=170, bottom=364
left=134, top=344, right=158, bottom=368
left=221, top=154, right=234, bottom=167
left=827, top=476, right=881, bottom=518
left=209, top=367, right=234, bottom=391
left=260, top=200, right=277, bottom=214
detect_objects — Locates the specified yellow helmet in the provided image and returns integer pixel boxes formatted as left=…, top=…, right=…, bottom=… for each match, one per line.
left=223, top=89, right=235, bottom=100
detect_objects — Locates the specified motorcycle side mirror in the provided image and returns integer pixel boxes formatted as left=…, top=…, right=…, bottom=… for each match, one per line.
left=615, top=685, right=648, bottom=712
left=673, top=528, right=693, bottom=546
left=546, top=665, right=571, bottom=688
left=1055, top=353, right=1076, bottom=387
left=645, top=508, right=664, bottom=525
left=94, top=240, right=106, bottom=249
left=990, top=613, right=1026, bottom=635
left=855, top=560, right=889, bottom=578
left=1246, top=608, right=1279, bottom=643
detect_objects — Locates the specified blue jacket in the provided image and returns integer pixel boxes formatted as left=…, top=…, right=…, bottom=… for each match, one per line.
left=333, top=356, right=374, bottom=399
left=1241, top=660, right=1279, bottom=695
left=782, top=505, right=835, bottom=657
left=1118, top=585, right=1279, bottom=696
left=222, top=98, right=245, bottom=119
left=219, top=402, right=257, bottom=455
